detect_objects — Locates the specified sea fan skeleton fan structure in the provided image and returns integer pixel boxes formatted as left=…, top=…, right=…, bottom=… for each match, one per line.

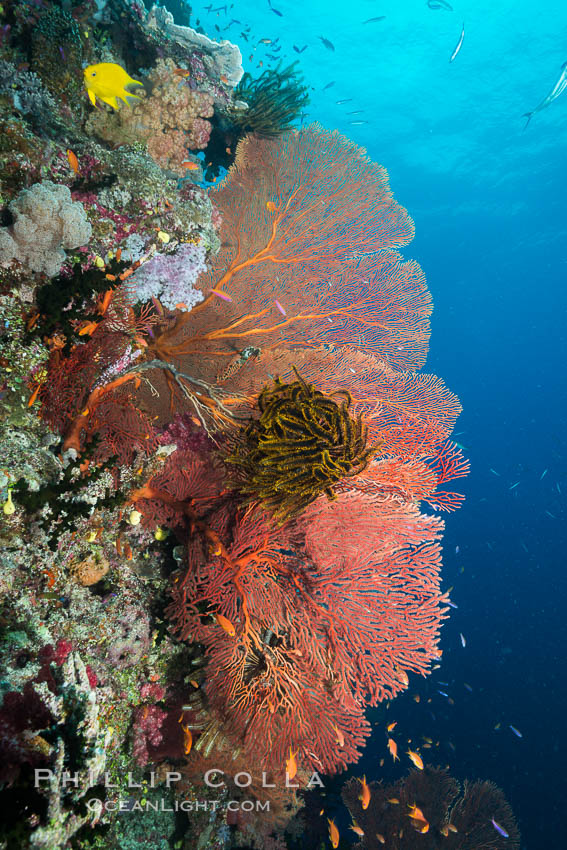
left=128, top=125, right=469, bottom=774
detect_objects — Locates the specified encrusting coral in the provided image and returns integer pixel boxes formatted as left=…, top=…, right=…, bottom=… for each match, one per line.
left=86, top=58, right=215, bottom=176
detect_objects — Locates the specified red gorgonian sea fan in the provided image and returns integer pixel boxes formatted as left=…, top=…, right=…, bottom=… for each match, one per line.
left=141, top=125, right=466, bottom=506
left=133, top=471, right=447, bottom=774
left=130, top=125, right=466, bottom=775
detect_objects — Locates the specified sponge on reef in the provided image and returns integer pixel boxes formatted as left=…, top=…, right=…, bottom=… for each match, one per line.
left=0, top=180, right=92, bottom=277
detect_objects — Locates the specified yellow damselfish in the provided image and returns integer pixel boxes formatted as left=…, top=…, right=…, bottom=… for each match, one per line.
left=83, top=62, right=143, bottom=110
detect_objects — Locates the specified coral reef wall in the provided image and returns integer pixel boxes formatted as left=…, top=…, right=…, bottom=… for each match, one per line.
left=0, top=1, right=477, bottom=848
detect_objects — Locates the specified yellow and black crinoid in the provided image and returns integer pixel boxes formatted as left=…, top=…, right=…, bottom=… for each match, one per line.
left=226, top=368, right=377, bottom=523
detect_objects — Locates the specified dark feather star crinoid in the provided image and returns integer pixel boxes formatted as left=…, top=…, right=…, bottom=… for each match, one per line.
left=226, top=368, right=379, bottom=522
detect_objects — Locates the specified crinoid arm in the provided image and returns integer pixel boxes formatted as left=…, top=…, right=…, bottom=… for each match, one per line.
left=226, top=368, right=380, bottom=522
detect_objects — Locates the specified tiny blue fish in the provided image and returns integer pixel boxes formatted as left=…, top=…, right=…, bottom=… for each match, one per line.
left=509, top=725, right=523, bottom=738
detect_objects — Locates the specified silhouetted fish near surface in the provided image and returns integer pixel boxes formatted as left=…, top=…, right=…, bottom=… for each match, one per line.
left=427, top=0, right=453, bottom=9
left=523, top=61, right=567, bottom=127
left=268, top=0, right=283, bottom=16
left=336, top=98, right=353, bottom=104
left=323, top=81, right=335, bottom=89
left=349, top=120, right=369, bottom=124
left=449, top=23, right=465, bottom=62
left=347, top=110, right=364, bottom=114
left=293, top=45, right=308, bottom=53
left=363, top=16, right=386, bottom=24
left=319, top=36, right=335, bottom=51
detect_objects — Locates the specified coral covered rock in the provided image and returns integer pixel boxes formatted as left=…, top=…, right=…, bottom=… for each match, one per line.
left=0, top=181, right=91, bottom=277
left=86, top=58, right=214, bottom=176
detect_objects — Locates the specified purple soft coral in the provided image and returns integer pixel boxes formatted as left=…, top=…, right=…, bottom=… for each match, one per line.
left=129, top=242, right=207, bottom=310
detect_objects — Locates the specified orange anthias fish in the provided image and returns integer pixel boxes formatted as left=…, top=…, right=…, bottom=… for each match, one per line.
left=408, top=805, right=426, bottom=821
left=97, top=288, right=113, bottom=315
left=181, top=723, right=193, bottom=755
left=78, top=320, right=99, bottom=336
left=407, top=750, right=424, bottom=770
left=387, top=721, right=397, bottom=732
left=412, top=818, right=429, bottom=834
left=67, top=149, right=80, bottom=175
left=387, top=737, right=399, bottom=761
left=215, top=613, right=236, bottom=637
left=327, top=819, right=339, bottom=849
left=358, top=775, right=371, bottom=810
left=28, top=384, right=41, bottom=407
left=408, top=804, right=429, bottom=832
left=350, top=822, right=364, bottom=837
left=181, top=161, right=199, bottom=170
left=333, top=724, right=345, bottom=747
left=285, top=747, right=298, bottom=780
left=375, top=834, right=385, bottom=844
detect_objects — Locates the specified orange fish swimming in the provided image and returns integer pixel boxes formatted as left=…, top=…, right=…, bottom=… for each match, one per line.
left=327, top=819, right=339, bottom=848
left=78, top=320, right=99, bottom=336
left=333, top=724, right=345, bottom=747
left=408, top=805, right=426, bottom=821
left=408, top=804, right=429, bottom=832
left=285, top=747, right=298, bottom=780
left=67, top=149, right=79, bottom=175
left=407, top=750, right=424, bottom=770
left=375, top=834, right=385, bottom=844
left=181, top=723, right=192, bottom=755
left=181, top=161, right=199, bottom=170
left=387, top=721, right=397, bottom=732
left=215, top=613, right=236, bottom=637
left=28, top=384, right=41, bottom=407
left=350, top=822, right=364, bottom=837
left=358, top=775, right=371, bottom=809
left=98, top=288, right=113, bottom=315
left=387, top=737, right=399, bottom=761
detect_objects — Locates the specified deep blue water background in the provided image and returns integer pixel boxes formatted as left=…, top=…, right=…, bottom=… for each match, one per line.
left=181, top=1, right=566, bottom=846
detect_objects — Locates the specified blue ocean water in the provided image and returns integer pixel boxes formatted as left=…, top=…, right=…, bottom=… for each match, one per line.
left=185, top=0, right=567, bottom=846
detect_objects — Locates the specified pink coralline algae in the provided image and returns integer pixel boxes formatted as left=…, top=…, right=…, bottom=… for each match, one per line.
left=86, top=58, right=214, bottom=176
